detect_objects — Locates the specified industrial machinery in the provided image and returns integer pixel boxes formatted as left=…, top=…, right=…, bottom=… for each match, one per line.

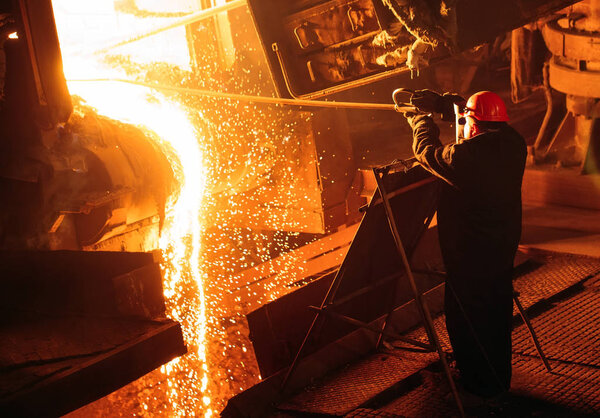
left=221, top=0, right=600, bottom=415
left=537, top=0, right=600, bottom=173
left=213, top=0, right=600, bottom=316
left=0, top=2, right=175, bottom=252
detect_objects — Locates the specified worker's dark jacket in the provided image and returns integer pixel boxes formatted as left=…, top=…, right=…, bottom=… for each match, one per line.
left=411, top=115, right=527, bottom=276
left=409, top=114, right=527, bottom=396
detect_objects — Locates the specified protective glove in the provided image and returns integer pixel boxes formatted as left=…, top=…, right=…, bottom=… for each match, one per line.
left=410, top=90, right=464, bottom=121
left=439, top=92, right=465, bottom=121
left=409, top=89, right=443, bottom=113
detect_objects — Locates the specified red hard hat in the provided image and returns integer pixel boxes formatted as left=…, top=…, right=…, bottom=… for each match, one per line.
left=461, top=91, right=509, bottom=122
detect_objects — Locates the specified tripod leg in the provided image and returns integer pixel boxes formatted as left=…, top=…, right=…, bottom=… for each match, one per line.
left=280, top=264, right=349, bottom=393
left=373, top=168, right=465, bottom=418
left=513, top=293, right=552, bottom=372
left=421, top=298, right=466, bottom=418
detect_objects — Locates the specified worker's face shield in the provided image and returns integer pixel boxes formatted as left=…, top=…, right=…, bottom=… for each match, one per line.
left=454, top=101, right=479, bottom=141
left=454, top=101, right=468, bottom=143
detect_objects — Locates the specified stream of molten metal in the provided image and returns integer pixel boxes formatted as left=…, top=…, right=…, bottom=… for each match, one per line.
left=53, top=1, right=213, bottom=416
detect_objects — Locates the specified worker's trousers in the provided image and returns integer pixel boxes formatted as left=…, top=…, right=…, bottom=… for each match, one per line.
left=444, top=269, right=513, bottom=397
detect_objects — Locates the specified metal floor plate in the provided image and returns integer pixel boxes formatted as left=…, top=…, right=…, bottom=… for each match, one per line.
left=278, top=349, right=438, bottom=415
left=381, top=275, right=600, bottom=417
left=277, top=251, right=600, bottom=417
left=513, top=252, right=600, bottom=311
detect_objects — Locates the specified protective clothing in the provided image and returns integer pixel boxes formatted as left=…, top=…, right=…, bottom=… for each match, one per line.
left=459, top=91, right=510, bottom=122
left=407, top=113, right=527, bottom=397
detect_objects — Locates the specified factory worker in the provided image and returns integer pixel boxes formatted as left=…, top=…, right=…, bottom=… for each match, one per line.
left=403, top=90, right=527, bottom=403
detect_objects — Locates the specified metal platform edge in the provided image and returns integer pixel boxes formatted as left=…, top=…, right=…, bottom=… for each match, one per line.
left=0, top=320, right=186, bottom=418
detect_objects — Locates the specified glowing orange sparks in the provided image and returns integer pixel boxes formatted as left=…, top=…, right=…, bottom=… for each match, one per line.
left=53, top=1, right=213, bottom=415
left=52, top=1, right=314, bottom=415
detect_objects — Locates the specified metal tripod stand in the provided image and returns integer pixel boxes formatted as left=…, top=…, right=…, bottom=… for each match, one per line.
left=371, top=164, right=465, bottom=417
left=280, top=161, right=553, bottom=418
left=280, top=163, right=466, bottom=417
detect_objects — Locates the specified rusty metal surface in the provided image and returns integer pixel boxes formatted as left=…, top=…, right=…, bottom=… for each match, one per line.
left=543, top=17, right=600, bottom=62
left=541, top=6, right=600, bottom=97
left=227, top=223, right=360, bottom=317
left=275, top=251, right=600, bottom=417
left=0, top=250, right=166, bottom=318
left=548, top=57, right=600, bottom=98
left=0, top=319, right=185, bottom=418
left=513, top=273, right=600, bottom=370
left=513, top=250, right=600, bottom=311
left=0, top=315, right=173, bottom=393
left=509, top=275, right=600, bottom=415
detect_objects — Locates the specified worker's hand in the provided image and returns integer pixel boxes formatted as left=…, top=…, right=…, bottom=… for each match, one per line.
left=440, top=92, right=465, bottom=121
left=410, top=89, right=443, bottom=113
left=410, top=90, right=465, bottom=121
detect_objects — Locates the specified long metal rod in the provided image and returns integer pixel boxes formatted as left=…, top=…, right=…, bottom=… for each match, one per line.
left=373, top=168, right=437, bottom=347
left=94, top=0, right=247, bottom=54
left=373, top=167, right=465, bottom=418
left=375, top=182, right=411, bottom=350
left=67, top=78, right=400, bottom=111
left=376, top=184, right=438, bottom=349
left=513, top=293, right=553, bottom=372
left=540, top=110, right=570, bottom=159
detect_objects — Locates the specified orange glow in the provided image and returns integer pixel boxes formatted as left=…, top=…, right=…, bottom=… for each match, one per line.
left=8, top=32, right=18, bottom=39
left=53, top=1, right=212, bottom=416
left=52, top=1, right=320, bottom=416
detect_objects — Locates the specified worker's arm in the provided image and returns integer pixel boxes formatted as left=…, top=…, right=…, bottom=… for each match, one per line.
left=408, top=114, right=471, bottom=188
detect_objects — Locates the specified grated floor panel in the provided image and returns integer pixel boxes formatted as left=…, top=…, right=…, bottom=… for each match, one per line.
left=380, top=265, right=600, bottom=417
left=278, top=349, right=437, bottom=416
left=513, top=253, right=600, bottom=311
left=276, top=252, right=600, bottom=417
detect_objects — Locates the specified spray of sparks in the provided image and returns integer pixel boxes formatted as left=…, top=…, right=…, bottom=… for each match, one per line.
left=61, top=79, right=213, bottom=415
left=53, top=1, right=213, bottom=415
left=52, top=1, right=326, bottom=416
